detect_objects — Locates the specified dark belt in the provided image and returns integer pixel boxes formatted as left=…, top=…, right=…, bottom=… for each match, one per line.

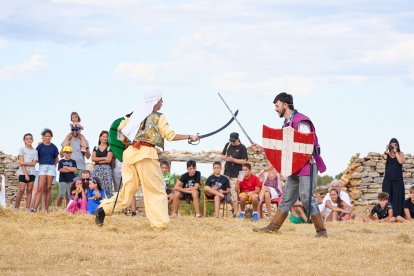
left=132, top=141, right=155, bottom=149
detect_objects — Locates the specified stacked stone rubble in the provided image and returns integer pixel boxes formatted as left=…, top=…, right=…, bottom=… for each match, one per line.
left=341, top=152, right=414, bottom=206
left=0, top=152, right=19, bottom=206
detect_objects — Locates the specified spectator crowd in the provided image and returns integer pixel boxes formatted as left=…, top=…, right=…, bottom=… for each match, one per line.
left=4, top=112, right=414, bottom=226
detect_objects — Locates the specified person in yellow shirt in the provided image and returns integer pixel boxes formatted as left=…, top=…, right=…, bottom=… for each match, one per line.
left=96, top=93, right=198, bottom=229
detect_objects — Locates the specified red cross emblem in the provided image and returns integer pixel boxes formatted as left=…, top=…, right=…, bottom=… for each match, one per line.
left=262, top=125, right=315, bottom=177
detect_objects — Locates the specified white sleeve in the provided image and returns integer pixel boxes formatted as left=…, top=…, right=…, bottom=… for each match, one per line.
left=341, top=191, right=352, bottom=206
left=322, top=194, right=330, bottom=205
left=297, top=121, right=311, bottom=133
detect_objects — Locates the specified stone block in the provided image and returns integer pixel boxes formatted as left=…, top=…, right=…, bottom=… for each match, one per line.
left=363, top=161, right=377, bottom=167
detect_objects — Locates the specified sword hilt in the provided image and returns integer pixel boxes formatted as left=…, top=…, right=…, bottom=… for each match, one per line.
left=188, top=133, right=200, bottom=145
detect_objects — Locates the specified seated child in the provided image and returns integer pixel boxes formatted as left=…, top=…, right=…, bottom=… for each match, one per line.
left=289, top=200, right=309, bottom=224
left=67, top=177, right=87, bottom=214
left=364, top=192, right=396, bottom=222
left=86, top=177, right=106, bottom=215
left=64, top=112, right=87, bottom=152
left=160, top=161, right=175, bottom=208
left=258, top=169, right=283, bottom=220
left=396, top=185, right=414, bottom=222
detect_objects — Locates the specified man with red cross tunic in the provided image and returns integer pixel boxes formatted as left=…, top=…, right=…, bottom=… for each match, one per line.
left=254, top=92, right=328, bottom=237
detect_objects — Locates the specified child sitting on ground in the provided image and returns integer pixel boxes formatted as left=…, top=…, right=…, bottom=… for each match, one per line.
left=86, top=177, right=106, bottom=215
left=325, top=188, right=355, bottom=222
left=64, top=112, right=87, bottom=153
left=396, top=185, right=414, bottom=222
left=364, top=192, right=396, bottom=222
left=67, top=177, right=87, bottom=214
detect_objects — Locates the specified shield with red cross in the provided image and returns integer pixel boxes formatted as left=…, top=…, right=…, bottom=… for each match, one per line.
left=262, top=125, right=315, bottom=177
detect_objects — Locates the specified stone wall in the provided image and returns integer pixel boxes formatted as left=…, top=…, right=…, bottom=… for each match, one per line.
left=341, top=152, right=414, bottom=206
left=1, top=148, right=270, bottom=205
left=5, top=149, right=411, bottom=207
left=0, top=152, right=19, bottom=206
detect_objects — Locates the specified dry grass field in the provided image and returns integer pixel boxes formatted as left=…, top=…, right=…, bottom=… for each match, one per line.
left=0, top=208, right=413, bottom=276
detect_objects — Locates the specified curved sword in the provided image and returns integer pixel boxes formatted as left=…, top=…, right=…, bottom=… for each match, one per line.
left=188, top=110, right=239, bottom=145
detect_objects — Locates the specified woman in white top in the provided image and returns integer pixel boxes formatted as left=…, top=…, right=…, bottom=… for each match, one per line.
left=325, top=189, right=354, bottom=222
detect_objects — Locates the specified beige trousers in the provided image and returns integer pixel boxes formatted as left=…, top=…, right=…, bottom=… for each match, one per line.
left=99, top=158, right=169, bottom=229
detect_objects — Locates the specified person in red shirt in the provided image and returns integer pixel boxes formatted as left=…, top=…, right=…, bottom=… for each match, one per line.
left=235, top=163, right=262, bottom=222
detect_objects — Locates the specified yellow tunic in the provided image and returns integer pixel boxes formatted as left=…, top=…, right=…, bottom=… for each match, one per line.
left=99, top=114, right=176, bottom=229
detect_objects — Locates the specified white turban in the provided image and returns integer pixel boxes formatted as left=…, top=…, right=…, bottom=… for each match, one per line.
left=121, top=92, right=163, bottom=141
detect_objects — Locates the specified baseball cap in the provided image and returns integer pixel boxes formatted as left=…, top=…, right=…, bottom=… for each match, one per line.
left=62, top=146, right=73, bottom=153
left=229, top=132, right=239, bottom=142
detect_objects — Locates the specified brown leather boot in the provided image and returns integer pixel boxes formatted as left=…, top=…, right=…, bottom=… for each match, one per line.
left=312, top=213, right=328, bottom=238
left=253, top=209, right=288, bottom=233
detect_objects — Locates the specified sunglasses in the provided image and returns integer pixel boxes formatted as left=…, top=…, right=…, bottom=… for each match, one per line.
left=71, top=129, right=79, bottom=132
left=82, top=177, right=97, bottom=184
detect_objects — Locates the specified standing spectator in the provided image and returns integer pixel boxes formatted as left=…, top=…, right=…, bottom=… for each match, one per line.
left=32, top=129, right=59, bottom=212
left=91, top=131, right=114, bottom=198
left=60, top=124, right=91, bottom=176
left=396, top=185, right=414, bottom=222
left=14, top=133, right=38, bottom=211
left=220, top=132, right=248, bottom=214
left=235, top=163, right=262, bottom=222
left=172, top=160, right=201, bottom=218
left=63, top=112, right=87, bottom=153
left=381, top=138, right=405, bottom=217
left=57, top=146, right=77, bottom=208
left=204, top=162, right=234, bottom=218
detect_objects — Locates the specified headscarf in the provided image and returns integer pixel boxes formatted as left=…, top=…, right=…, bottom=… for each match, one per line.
left=121, top=92, right=162, bottom=141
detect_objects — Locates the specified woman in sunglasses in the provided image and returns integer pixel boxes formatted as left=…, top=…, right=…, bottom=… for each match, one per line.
left=382, top=138, right=405, bottom=218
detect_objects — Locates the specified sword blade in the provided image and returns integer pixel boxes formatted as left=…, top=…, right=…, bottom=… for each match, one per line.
left=218, top=92, right=254, bottom=145
left=198, top=110, right=239, bottom=139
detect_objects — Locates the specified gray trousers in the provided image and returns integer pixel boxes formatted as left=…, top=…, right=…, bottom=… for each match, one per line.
left=278, top=164, right=320, bottom=216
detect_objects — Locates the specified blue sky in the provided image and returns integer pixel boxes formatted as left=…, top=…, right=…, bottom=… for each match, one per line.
left=1, top=1, right=414, bottom=177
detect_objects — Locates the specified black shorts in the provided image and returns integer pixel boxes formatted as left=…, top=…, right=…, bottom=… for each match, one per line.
left=180, top=190, right=200, bottom=200
left=205, top=193, right=232, bottom=203
left=18, top=175, right=35, bottom=183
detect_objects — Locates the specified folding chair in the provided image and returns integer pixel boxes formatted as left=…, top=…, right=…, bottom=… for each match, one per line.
left=203, top=185, right=228, bottom=217
left=259, top=197, right=281, bottom=218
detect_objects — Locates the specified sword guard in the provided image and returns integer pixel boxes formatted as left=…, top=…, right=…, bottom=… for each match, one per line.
left=188, top=133, right=200, bottom=145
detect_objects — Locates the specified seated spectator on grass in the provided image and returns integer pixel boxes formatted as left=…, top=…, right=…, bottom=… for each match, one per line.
left=325, top=189, right=355, bottom=222
left=160, top=161, right=175, bottom=209
left=86, top=177, right=106, bottom=215
left=289, top=200, right=309, bottom=224
left=319, top=179, right=351, bottom=216
left=364, top=192, right=396, bottom=223
left=235, top=163, right=261, bottom=222
left=171, top=160, right=201, bottom=218
left=258, top=169, right=283, bottom=220
left=67, top=177, right=87, bottom=214
left=204, top=162, right=234, bottom=218
left=396, top=185, right=414, bottom=222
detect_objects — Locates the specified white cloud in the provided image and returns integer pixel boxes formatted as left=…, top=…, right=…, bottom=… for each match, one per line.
left=0, top=54, right=49, bottom=80
left=113, top=62, right=162, bottom=81
left=360, top=35, right=414, bottom=64
left=212, top=73, right=324, bottom=96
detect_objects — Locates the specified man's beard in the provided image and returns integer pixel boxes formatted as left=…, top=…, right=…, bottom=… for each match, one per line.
left=278, top=107, right=286, bottom=118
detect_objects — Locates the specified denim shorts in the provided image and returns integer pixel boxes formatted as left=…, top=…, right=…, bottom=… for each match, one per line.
left=38, top=164, right=56, bottom=176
